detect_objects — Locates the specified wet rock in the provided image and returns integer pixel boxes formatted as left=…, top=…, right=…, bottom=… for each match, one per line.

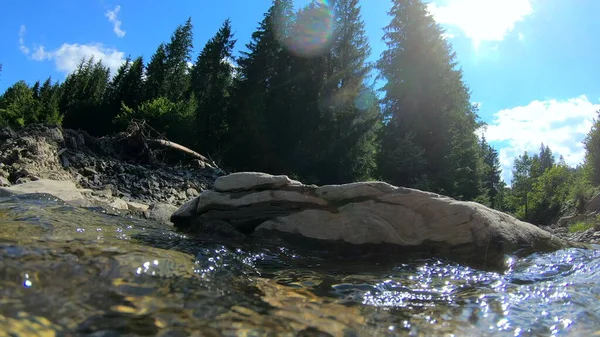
left=200, top=220, right=246, bottom=239
left=127, top=201, right=150, bottom=213
left=0, top=176, right=10, bottom=187
left=147, top=203, right=179, bottom=225
left=107, top=198, right=129, bottom=210
left=0, top=179, right=93, bottom=207
left=186, top=188, right=198, bottom=198
left=91, top=186, right=113, bottom=198
left=173, top=172, right=590, bottom=269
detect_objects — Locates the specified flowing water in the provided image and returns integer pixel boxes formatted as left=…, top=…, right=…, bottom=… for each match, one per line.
left=1, top=193, right=600, bottom=337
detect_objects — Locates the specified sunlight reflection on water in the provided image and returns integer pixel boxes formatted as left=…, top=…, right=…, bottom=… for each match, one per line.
left=1, top=194, right=600, bottom=336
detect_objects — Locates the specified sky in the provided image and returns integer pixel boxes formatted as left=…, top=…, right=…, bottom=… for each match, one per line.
left=1, top=0, right=600, bottom=184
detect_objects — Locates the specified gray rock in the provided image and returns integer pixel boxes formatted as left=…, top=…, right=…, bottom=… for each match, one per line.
left=586, top=192, right=600, bottom=213
left=0, top=179, right=93, bottom=207
left=186, top=188, right=198, bottom=198
left=83, top=167, right=98, bottom=177
left=60, top=155, right=69, bottom=168
left=214, top=172, right=302, bottom=192
left=200, top=220, right=246, bottom=239
left=0, top=176, right=10, bottom=187
left=172, top=172, right=591, bottom=269
left=148, top=203, right=179, bottom=225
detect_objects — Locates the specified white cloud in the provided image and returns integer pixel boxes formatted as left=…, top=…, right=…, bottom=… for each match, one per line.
left=30, top=43, right=125, bottom=76
left=482, top=95, right=600, bottom=183
left=105, top=5, right=126, bottom=38
left=18, top=23, right=126, bottom=76
left=18, top=25, right=30, bottom=55
left=427, top=0, right=533, bottom=48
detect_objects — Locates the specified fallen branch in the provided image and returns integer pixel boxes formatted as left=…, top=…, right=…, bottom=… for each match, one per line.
left=147, top=138, right=216, bottom=168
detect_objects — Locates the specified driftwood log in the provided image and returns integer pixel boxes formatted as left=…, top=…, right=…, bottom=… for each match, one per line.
left=147, top=138, right=216, bottom=168
left=121, top=119, right=217, bottom=168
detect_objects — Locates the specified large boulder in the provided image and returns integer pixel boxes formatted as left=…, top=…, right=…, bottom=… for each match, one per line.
left=171, top=172, right=590, bottom=269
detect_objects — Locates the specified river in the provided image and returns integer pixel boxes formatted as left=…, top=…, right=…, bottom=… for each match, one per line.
left=1, top=192, right=599, bottom=336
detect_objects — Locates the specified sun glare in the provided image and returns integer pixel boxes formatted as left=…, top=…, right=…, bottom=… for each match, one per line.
left=427, top=0, right=533, bottom=48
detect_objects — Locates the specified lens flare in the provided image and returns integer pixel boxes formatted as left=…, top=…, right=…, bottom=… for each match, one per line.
left=283, top=0, right=334, bottom=58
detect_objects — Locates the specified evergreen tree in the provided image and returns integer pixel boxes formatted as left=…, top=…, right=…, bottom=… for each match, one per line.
left=104, top=56, right=132, bottom=132
left=376, top=0, right=482, bottom=198
left=479, top=135, right=503, bottom=208
left=37, top=77, right=62, bottom=125
left=310, top=0, right=382, bottom=183
left=278, top=1, right=331, bottom=180
left=145, top=43, right=168, bottom=101
left=106, top=56, right=145, bottom=133
left=224, top=0, right=294, bottom=172
left=0, top=80, right=38, bottom=126
left=60, top=57, right=110, bottom=134
left=529, top=143, right=555, bottom=179
left=190, top=19, right=237, bottom=156
left=583, top=110, right=600, bottom=185
left=506, top=152, right=533, bottom=217
left=164, top=17, right=194, bottom=102
left=539, top=143, right=555, bottom=172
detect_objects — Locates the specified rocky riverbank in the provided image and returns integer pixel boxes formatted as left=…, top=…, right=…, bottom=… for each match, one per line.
left=1, top=123, right=599, bottom=248
left=0, top=124, right=225, bottom=224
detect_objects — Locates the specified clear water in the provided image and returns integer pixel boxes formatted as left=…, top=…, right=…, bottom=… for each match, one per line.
left=1, top=193, right=599, bottom=336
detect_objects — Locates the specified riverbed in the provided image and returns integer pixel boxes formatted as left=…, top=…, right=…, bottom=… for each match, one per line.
left=1, top=192, right=600, bottom=336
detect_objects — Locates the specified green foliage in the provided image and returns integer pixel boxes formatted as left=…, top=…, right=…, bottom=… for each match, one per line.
left=0, top=78, right=62, bottom=127
left=478, top=134, right=503, bottom=208
left=568, top=170, right=597, bottom=213
left=191, top=19, right=237, bottom=156
left=60, top=57, right=110, bottom=134
left=104, top=56, right=146, bottom=134
left=524, top=164, right=573, bottom=225
left=568, top=221, right=596, bottom=233
left=500, top=142, right=597, bottom=226
left=0, top=80, right=38, bottom=126
left=115, top=95, right=197, bottom=147
left=583, top=110, right=600, bottom=185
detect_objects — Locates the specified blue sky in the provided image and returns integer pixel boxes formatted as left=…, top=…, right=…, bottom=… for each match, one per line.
left=2, top=0, right=600, bottom=183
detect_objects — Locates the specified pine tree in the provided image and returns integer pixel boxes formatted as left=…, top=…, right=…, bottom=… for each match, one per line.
left=104, top=56, right=132, bottom=132
left=37, top=77, right=62, bottom=125
left=106, top=56, right=145, bottom=133
left=479, top=135, right=503, bottom=208
left=60, top=57, right=110, bottom=134
left=506, top=151, right=534, bottom=217
left=310, top=0, right=382, bottom=183
left=376, top=0, right=481, bottom=198
left=224, top=0, right=294, bottom=172
left=145, top=44, right=168, bottom=101
left=190, top=19, right=236, bottom=156
left=277, top=1, right=331, bottom=180
left=583, top=110, right=600, bottom=185
left=120, top=56, right=145, bottom=110
left=164, top=17, right=194, bottom=102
